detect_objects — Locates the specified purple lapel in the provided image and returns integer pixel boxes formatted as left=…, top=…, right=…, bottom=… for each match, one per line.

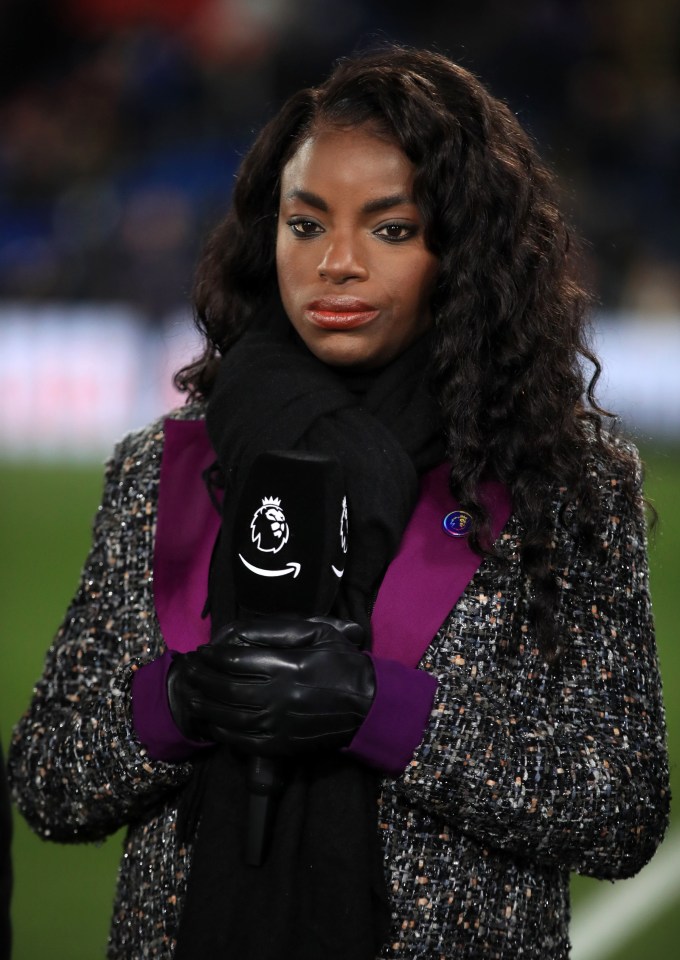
left=370, top=463, right=512, bottom=667
left=153, top=421, right=512, bottom=665
left=153, top=418, right=220, bottom=653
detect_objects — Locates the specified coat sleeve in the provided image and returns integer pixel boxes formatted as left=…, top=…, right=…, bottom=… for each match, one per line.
left=393, top=444, right=670, bottom=880
left=8, top=425, right=196, bottom=844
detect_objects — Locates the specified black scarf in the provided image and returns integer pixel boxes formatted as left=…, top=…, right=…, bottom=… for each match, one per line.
left=174, top=316, right=444, bottom=960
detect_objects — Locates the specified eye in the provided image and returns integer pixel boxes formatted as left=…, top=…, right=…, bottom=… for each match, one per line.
left=374, top=222, right=418, bottom=243
left=287, top=218, right=323, bottom=238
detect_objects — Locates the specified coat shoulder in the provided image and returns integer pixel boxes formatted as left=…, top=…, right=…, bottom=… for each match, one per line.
left=106, top=400, right=207, bottom=476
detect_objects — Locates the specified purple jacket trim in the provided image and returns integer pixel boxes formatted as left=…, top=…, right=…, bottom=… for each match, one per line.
left=371, top=463, right=512, bottom=667
left=131, top=651, right=210, bottom=762
left=153, top=418, right=220, bottom=654
left=344, top=654, right=439, bottom=775
left=150, top=420, right=512, bottom=770
left=136, top=419, right=220, bottom=761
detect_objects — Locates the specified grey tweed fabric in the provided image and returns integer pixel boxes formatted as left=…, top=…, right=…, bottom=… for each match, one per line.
left=9, top=402, right=670, bottom=959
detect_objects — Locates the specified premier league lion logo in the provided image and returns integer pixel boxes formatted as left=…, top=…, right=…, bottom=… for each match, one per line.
left=251, top=496, right=290, bottom=554
left=340, top=496, right=349, bottom=554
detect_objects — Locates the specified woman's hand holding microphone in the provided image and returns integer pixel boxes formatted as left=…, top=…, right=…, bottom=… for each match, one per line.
left=166, top=617, right=376, bottom=757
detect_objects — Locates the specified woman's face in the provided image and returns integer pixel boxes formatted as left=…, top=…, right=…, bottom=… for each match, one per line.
left=276, top=124, right=438, bottom=369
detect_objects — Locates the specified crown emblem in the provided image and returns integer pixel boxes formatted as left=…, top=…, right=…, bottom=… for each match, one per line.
left=251, top=495, right=289, bottom=554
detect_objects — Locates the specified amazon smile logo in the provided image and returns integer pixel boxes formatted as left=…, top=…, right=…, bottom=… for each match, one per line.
left=237, top=555, right=345, bottom=580
left=238, top=554, right=301, bottom=578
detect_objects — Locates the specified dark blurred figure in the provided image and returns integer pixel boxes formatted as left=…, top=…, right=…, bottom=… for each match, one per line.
left=0, top=0, right=88, bottom=98
left=0, top=741, right=11, bottom=960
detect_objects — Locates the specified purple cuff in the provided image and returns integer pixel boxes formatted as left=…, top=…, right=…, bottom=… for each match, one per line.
left=131, top=650, right=211, bottom=762
left=345, top=654, right=438, bottom=776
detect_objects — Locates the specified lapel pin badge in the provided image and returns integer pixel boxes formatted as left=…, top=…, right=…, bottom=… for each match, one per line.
left=442, top=510, right=472, bottom=538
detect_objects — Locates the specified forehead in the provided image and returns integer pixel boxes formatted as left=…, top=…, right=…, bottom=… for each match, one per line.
left=279, top=125, right=415, bottom=199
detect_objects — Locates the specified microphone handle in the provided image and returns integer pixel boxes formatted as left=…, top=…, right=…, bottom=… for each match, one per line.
left=245, top=756, right=283, bottom=867
left=230, top=627, right=281, bottom=866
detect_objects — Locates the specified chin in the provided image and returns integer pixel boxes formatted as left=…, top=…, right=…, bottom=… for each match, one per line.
left=300, top=334, right=381, bottom=369
left=312, top=346, right=383, bottom=370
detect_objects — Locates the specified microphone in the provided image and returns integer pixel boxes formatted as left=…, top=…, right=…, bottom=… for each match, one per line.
left=231, top=450, right=349, bottom=865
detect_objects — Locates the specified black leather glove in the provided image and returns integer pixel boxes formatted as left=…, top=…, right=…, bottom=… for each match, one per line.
left=167, top=617, right=375, bottom=757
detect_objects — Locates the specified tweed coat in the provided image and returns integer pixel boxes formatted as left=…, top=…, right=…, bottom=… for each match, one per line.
left=9, top=402, right=670, bottom=959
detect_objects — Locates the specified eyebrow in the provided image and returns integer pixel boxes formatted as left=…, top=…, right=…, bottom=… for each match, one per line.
left=363, top=193, right=413, bottom=213
left=282, top=189, right=414, bottom=214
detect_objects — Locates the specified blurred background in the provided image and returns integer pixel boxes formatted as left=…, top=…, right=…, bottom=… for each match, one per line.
left=0, top=1, right=678, bottom=957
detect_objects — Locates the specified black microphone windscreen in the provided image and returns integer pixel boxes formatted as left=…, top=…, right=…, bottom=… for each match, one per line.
left=232, top=450, right=348, bottom=617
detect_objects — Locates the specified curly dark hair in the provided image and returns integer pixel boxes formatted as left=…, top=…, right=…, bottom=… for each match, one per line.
left=177, top=45, right=637, bottom=662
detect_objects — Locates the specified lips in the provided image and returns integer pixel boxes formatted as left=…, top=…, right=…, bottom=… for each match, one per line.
left=305, top=297, right=379, bottom=330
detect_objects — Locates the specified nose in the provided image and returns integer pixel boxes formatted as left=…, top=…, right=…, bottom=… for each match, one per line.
left=317, top=233, right=368, bottom=283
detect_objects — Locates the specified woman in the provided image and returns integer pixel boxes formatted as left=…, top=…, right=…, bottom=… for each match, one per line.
left=9, top=47, right=670, bottom=959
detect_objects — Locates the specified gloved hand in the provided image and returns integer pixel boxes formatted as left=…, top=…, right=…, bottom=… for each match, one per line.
left=167, top=617, right=376, bottom=757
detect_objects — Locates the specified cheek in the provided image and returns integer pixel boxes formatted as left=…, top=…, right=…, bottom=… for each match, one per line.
left=275, top=244, right=295, bottom=308
left=276, top=234, right=308, bottom=303
left=396, top=255, right=438, bottom=313
left=275, top=230, right=287, bottom=284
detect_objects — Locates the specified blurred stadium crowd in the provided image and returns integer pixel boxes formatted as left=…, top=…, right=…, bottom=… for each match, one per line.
left=0, top=0, right=678, bottom=321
